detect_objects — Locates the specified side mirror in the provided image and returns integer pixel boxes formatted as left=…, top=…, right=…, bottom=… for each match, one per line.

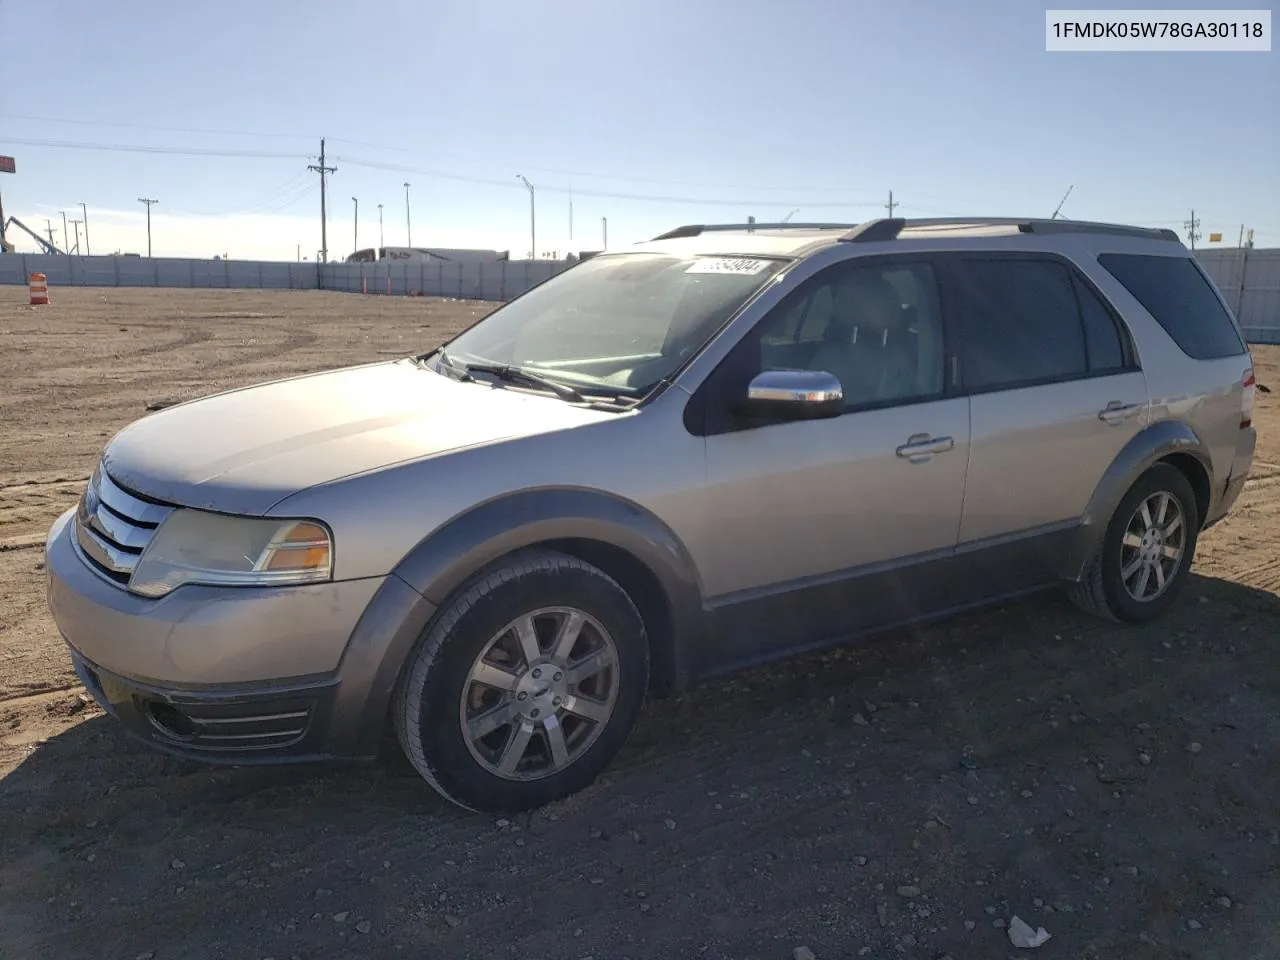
left=742, top=369, right=844, bottom=420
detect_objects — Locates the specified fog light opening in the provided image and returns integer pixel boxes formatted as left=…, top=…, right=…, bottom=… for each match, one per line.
left=146, top=701, right=198, bottom=741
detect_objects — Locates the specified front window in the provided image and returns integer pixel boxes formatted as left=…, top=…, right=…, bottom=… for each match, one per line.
left=435, top=252, right=789, bottom=397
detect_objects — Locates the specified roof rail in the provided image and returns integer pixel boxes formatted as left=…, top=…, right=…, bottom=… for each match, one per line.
left=650, top=222, right=863, bottom=241
left=839, top=217, right=1180, bottom=244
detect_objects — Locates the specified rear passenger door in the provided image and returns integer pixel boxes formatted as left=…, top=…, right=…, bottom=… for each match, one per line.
left=944, top=253, right=1149, bottom=587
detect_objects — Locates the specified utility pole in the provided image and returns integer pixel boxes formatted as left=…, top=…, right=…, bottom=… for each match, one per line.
left=80, top=201, right=90, bottom=255
left=45, top=220, right=57, bottom=248
left=602, top=216, right=608, bottom=249
left=297, top=243, right=301, bottom=262
left=377, top=203, right=384, bottom=251
left=351, top=196, right=358, bottom=254
left=403, top=182, right=412, bottom=247
left=517, top=174, right=536, bottom=260
left=885, top=191, right=897, bottom=217
left=1237, top=224, right=1245, bottom=248
left=137, top=198, right=158, bottom=256
left=60, top=211, right=69, bottom=252
left=70, top=218, right=82, bottom=255
left=307, top=138, right=336, bottom=262
left=1184, top=208, right=1201, bottom=250
left=568, top=184, right=574, bottom=247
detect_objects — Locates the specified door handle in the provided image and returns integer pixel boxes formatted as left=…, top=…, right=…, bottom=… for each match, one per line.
left=896, top=434, right=955, bottom=460
left=1097, top=401, right=1143, bottom=424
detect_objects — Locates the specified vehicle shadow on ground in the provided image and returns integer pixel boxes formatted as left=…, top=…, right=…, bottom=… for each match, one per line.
left=3, top=573, right=1279, bottom=960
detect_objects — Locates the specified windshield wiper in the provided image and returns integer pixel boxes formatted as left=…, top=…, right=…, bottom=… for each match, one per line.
left=453, top=359, right=588, bottom=403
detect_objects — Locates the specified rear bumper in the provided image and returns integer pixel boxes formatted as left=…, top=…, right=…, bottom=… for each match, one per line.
left=1206, top=426, right=1256, bottom=528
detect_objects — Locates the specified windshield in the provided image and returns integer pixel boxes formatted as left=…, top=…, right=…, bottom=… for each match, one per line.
left=435, top=252, right=788, bottom=396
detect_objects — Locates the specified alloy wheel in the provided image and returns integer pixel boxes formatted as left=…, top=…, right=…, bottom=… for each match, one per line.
left=1119, top=490, right=1186, bottom=603
left=459, top=606, right=619, bottom=781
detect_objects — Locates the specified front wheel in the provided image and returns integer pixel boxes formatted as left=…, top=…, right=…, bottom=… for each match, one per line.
left=393, top=551, right=650, bottom=812
left=1069, top=463, right=1200, bottom=623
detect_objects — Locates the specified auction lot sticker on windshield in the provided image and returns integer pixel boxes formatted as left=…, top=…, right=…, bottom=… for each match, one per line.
left=686, top=257, right=773, bottom=275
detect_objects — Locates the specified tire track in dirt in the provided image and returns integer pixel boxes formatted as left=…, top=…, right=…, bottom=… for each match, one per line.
left=14, top=326, right=219, bottom=378
left=0, top=683, right=82, bottom=706
left=1, top=319, right=320, bottom=415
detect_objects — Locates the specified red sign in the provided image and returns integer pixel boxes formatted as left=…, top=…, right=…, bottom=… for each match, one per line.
left=0, top=156, right=14, bottom=174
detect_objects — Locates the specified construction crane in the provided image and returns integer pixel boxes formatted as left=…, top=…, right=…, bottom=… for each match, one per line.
left=1, top=216, right=65, bottom=255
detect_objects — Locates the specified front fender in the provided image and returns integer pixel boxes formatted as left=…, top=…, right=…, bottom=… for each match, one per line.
left=1071, top=418, right=1213, bottom=576
left=392, top=487, right=707, bottom=692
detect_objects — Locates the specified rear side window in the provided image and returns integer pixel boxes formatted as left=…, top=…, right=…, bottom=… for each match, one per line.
left=1098, top=253, right=1246, bottom=360
left=1074, top=277, right=1128, bottom=373
left=950, top=258, right=1087, bottom=391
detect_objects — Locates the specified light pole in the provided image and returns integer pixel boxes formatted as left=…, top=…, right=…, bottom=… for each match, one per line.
left=60, top=211, right=68, bottom=252
left=602, top=216, right=608, bottom=249
left=403, top=182, right=412, bottom=247
left=70, top=219, right=82, bottom=255
left=352, top=197, right=358, bottom=254
left=80, top=202, right=90, bottom=255
left=517, top=174, right=536, bottom=260
left=377, top=203, right=384, bottom=252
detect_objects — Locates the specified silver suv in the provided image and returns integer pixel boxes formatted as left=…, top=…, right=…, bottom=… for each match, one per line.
left=46, top=217, right=1257, bottom=812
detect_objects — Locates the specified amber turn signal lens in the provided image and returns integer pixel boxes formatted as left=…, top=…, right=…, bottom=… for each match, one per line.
left=263, top=521, right=332, bottom=573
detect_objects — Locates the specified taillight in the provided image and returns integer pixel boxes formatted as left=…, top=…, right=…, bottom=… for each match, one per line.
left=1241, top=369, right=1255, bottom=429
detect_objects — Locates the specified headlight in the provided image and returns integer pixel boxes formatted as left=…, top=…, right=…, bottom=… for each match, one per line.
left=129, top=509, right=333, bottom=598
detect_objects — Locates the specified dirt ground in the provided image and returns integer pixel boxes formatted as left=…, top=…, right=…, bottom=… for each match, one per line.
left=1, top=286, right=1278, bottom=960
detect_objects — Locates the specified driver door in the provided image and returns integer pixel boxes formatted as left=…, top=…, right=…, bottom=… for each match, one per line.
left=690, top=255, right=971, bottom=669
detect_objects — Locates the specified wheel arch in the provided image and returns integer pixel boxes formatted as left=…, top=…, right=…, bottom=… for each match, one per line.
left=1072, top=418, right=1214, bottom=579
left=391, top=487, right=707, bottom=698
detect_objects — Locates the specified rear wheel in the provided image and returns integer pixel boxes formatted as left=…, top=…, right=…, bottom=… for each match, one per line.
left=1070, top=463, right=1200, bottom=623
left=393, top=551, right=649, bottom=812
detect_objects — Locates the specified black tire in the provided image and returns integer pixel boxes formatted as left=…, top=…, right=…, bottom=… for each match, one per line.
left=392, top=550, right=649, bottom=813
left=1069, top=463, right=1200, bottom=624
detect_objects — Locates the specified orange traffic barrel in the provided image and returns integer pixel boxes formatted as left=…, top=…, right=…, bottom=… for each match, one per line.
left=29, top=273, right=49, bottom=305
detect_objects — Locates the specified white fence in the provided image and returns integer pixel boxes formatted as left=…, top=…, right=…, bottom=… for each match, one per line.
left=2, top=247, right=1278, bottom=344
left=0, top=254, right=317, bottom=290
left=0, top=253, right=571, bottom=301
left=321, top=258, right=569, bottom=299
left=1193, top=247, right=1280, bottom=345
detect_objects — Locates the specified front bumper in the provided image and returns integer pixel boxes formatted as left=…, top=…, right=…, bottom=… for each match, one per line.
left=71, top=648, right=342, bottom=762
left=45, top=508, right=438, bottom=763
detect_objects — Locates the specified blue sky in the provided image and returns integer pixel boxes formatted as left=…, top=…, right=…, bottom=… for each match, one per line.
left=2, top=0, right=1276, bottom=259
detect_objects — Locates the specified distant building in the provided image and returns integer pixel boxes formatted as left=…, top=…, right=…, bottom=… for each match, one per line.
left=346, top=246, right=510, bottom=264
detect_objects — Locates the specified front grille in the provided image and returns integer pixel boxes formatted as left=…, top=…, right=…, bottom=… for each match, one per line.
left=75, top=467, right=175, bottom=587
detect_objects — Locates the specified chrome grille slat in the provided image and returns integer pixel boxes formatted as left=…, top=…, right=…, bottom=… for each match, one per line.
left=199, top=729, right=307, bottom=742
left=97, top=470, right=173, bottom=526
left=193, top=711, right=310, bottom=726
left=82, top=500, right=153, bottom=551
left=73, top=465, right=176, bottom=588
left=75, top=522, right=137, bottom=576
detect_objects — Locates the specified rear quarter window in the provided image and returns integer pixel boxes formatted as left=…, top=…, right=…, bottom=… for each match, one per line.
left=1097, top=253, right=1246, bottom=360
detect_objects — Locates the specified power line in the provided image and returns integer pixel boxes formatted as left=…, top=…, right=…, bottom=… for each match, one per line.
left=1, top=136, right=304, bottom=159
left=2, top=132, right=880, bottom=208
left=1, top=112, right=891, bottom=192
left=166, top=171, right=314, bottom=217
left=334, top=155, right=881, bottom=208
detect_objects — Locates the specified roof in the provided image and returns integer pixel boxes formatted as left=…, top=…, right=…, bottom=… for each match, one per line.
left=629, top=217, right=1183, bottom=259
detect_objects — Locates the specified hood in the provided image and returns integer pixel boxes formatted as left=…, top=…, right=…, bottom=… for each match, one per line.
left=102, top=359, right=617, bottom=516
